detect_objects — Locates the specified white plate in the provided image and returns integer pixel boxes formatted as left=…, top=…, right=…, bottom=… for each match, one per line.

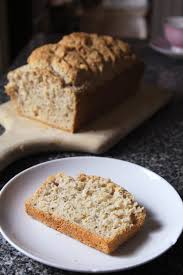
left=0, top=157, right=183, bottom=273
left=150, top=36, right=183, bottom=59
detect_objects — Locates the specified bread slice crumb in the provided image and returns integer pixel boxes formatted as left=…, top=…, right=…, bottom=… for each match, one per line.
left=25, top=173, right=146, bottom=254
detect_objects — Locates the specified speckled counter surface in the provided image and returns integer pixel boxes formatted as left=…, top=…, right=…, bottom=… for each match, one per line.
left=0, top=35, right=183, bottom=275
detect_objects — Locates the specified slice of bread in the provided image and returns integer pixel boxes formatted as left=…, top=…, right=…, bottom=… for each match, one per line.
left=25, top=173, right=146, bottom=254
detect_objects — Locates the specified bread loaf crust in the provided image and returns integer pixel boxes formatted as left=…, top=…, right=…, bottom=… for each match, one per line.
left=5, top=33, right=144, bottom=132
left=27, top=32, right=137, bottom=90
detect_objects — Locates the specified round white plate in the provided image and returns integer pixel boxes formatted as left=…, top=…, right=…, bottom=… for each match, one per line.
left=0, top=157, right=183, bottom=273
left=150, top=37, right=183, bottom=59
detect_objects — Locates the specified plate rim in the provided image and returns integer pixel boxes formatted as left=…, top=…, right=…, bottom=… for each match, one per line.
left=0, top=156, right=183, bottom=273
left=149, top=37, right=183, bottom=58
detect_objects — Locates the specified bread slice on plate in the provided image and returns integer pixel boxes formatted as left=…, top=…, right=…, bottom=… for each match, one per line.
left=25, top=173, right=146, bottom=254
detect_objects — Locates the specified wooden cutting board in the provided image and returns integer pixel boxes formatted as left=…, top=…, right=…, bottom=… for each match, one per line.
left=0, top=84, right=172, bottom=171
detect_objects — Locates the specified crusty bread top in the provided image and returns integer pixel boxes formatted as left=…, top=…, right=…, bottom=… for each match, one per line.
left=27, top=32, right=138, bottom=90
left=6, top=33, right=141, bottom=95
left=26, top=173, right=145, bottom=239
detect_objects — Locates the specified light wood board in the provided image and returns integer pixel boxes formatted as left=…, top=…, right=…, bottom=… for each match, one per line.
left=0, top=84, right=172, bottom=171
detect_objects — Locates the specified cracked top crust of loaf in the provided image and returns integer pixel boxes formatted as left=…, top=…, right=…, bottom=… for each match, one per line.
left=7, top=32, right=140, bottom=94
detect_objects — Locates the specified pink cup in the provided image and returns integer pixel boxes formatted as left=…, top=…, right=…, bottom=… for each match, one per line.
left=164, top=17, right=183, bottom=52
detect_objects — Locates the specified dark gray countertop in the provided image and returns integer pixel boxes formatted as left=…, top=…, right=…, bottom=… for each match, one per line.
left=0, top=34, right=183, bottom=275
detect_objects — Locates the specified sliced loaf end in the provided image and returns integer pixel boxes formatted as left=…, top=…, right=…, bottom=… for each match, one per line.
left=5, top=66, right=76, bottom=132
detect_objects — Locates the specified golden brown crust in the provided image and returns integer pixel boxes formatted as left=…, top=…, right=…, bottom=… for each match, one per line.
left=27, top=44, right=57, bottom=66
left=25, top=201, right=111, bottom=253
left=27, top=32, right=138, bottom=88
left=25, top=200, right=146, bottom=254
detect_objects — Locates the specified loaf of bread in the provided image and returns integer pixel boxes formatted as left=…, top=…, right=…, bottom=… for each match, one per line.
left=25, top=173, right=146, bottom=254
left=5, top=32, right=144, bottom=132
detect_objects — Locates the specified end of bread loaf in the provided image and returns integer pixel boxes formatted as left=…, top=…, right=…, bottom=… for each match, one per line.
left=25, top=173, right=146, bottom=254
left=5, top=65, right=76, bottom=132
